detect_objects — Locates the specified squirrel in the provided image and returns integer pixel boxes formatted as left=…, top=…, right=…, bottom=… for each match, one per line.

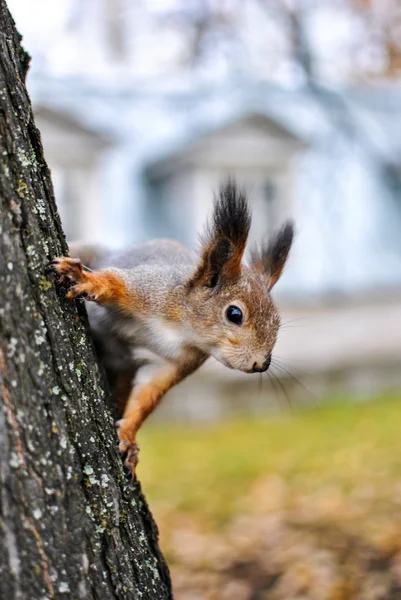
left=49, top=180, right=294, bottom=475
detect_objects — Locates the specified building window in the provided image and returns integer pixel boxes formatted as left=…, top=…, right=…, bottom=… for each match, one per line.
left=263, top=180, right=277, bottom=235
left=245, top=177, right=279, bottom=249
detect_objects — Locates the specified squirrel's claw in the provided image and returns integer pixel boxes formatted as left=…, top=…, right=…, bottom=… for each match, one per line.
left=117, top=421, right=140, bottom=478
left=119, top=440, right=140, bottom=478
left=47, top=257, right=83, bottom=284
left=125, top=445, right=140, bottom=477
left=66, top=285, right=97, bottom=301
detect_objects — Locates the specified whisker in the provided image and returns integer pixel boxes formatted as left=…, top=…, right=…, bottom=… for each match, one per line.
left=82, top=264, right=94, bottom=273
left=279, top=317, right=314, bottom=327
left=257, top=373, right=263, bottom=394
left=278, top=324, right=309, bottom=331
left=271, top=360, right=317, bottom=406
left=273, top=355, right=311, bottom=378
left=266, top=371, right=282, bottom=410
left=269, top=370, right=293, bottom=412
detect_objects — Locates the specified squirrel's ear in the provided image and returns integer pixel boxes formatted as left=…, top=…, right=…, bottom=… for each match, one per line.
left=189, top=180, right=251, bottom=288
left=251, top=221, right=294, bottom=291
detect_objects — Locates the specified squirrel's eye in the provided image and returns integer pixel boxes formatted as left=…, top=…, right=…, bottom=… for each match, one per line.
left=225, top=305, right=243, bottom=325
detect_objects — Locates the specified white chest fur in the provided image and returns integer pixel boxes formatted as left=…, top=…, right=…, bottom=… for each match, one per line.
left=143, top=317, right=193, bottom=362
left=104, top=309, right=198, bottom=365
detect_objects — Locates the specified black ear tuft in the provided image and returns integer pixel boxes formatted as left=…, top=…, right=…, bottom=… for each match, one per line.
left=209, top=179, right=251, bottom=255
left=251, top=221, right=294, bottom=290
left=191, top=179, right=251, bottom=287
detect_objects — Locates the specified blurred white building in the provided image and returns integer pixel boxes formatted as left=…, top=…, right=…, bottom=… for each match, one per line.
left=34, top=107, right=111, bottom=241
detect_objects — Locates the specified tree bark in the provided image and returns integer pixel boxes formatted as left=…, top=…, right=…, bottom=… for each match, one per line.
left=0, top=3, right=172, bottom=599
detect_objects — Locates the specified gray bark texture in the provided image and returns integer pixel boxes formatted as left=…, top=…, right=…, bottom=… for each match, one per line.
left=0, top=2, right=172, bottom=599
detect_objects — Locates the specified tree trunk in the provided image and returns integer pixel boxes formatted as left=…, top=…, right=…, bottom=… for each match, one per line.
left=0, top=3, right=172, bottom=599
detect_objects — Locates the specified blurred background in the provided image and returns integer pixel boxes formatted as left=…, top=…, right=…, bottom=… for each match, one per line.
left=7, top=0, right=401, bottom=597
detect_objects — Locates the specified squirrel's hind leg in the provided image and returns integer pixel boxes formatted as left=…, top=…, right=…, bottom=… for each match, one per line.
left=116, top=355, right=206, bottom=476
left=116, top=364, right=184, bottom=475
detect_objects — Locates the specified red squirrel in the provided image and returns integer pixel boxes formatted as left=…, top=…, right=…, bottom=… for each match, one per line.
left=49, top=180, right=294, bottom=474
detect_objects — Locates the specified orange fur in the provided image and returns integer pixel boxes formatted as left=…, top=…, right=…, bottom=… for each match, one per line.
left=50, top=257, right=134, bottom=312
left=164, top=305, right=183, bottom=322
left=225, top=248, right=244, bottom=279
left=70, top=271, right=132, bottom=310
left=251, top=257, right=285, bottom=290
left=117, top=366, right=184, bottom=472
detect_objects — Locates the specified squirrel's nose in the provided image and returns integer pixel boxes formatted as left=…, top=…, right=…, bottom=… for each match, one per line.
left=252, top=354, right=271, bottom=373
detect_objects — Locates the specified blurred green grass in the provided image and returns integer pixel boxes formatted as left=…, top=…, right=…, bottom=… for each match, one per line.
left=138, top=394, right=401, bottom=527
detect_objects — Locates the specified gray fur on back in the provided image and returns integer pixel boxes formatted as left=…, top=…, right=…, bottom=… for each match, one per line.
left=92, top=239, right=194, bottom=271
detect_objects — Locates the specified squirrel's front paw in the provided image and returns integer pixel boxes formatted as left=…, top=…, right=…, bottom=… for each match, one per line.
left=116, top=420, right=140, bottom=477
left=48, top=256, right=83, bottom=283
left=48, top=257, right=97, bottom=301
